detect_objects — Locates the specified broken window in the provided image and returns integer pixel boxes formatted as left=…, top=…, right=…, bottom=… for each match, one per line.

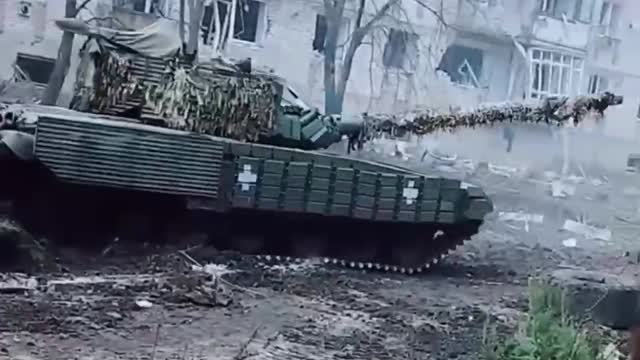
left=540, top=0, right=594, bottom=23
left=529, top=49, right=583, bottom=98
left=201, top=0, right=265, bottom=44
left=14, top=53, right=55, bottom=84
left=311, top=14, right=351, bottom=59
left=587, top=74, right=608, bottom=94
left=313, top=14, right=327, bottom=52
left=382, top=28, right=418, bottom=70
left=201, top=1, right=229, bottom=45
left=437, top=44, right=483, bottom=87
left=598, top=1, right=621, bottom=36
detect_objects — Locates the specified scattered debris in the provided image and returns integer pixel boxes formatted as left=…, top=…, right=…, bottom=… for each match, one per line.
left=183, top=276, right=232, bottom=307
left=488, top=164, right=518, bottom=178
left=562, top=219, right=612, bottom=242
left=498, top=211, right=544, bottom=232
left=135, top=299, right=153, bottom=309
left=550, top=180, right=576, bottom=198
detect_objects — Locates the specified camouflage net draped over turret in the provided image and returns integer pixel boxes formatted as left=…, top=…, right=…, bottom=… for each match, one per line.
left=144, top=60, right=278, bottom=142
left=90, top=51, right=141, bottom=113
left=88, top=50, right=279, bottom=142
left=362, top=92, right=623, bottom=138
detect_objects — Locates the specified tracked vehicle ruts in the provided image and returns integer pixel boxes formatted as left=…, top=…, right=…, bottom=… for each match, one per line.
left=0, top=20, right=623, bottom=274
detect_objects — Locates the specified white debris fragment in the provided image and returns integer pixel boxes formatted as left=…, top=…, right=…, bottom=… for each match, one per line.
left=191, top=263, right=235, bottom=277
left=498, top=212, right=544, bottom=223
left=562, top=238, right=578, bottom=248
left=488, top=164, right=518, bottom=178
left=0, top=273, right=37, bottom=293
left=498, top=212, right=544, bottom=232
left=135, top=299, right=153, bottom=309
left=562, top=219, right=612, bottom=242
left=551, top=180, right=576, bottom=198
left=566, top=174, right=585, bottom=183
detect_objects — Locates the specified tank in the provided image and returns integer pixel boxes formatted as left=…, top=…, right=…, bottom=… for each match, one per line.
left=0, top=28, right=624, bottom=273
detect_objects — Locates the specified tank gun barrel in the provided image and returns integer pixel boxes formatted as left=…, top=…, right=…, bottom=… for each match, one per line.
left=362, top=92, right=624, bottom=138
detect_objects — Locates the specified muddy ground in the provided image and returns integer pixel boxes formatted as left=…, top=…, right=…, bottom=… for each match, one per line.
left=2, top=151, right=639, bottom=360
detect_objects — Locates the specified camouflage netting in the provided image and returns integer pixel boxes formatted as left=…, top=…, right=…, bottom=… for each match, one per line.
left=144, top=60, right=279, bottom=142
left=89, top=49, right=279, bottom=142
left=363, top=92, right=623, bottom=138
left=89, top=50, right=141, bottom=113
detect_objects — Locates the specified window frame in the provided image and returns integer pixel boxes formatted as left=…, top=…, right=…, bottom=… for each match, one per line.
left=14, top=52, right=55, bottom=85
left=382, top=28, right=418, bottom=71
left=539, top=0, right=594, bottom=24
left=200, top=0, right=267, bottom=46
left=311, top=13, right=351, bottom=61
left=528, top=48, right=584, bottom=99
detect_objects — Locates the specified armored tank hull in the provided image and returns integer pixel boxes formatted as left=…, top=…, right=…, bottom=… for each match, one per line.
left=0, top=111, right=490, bottom=274
left=0, top=91, right=623, bottom=274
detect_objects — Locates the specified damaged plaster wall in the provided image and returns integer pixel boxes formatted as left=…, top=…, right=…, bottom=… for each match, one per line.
left=186, top=0, right=478, bottom=115
left=0, top=0, right=108, bottom=106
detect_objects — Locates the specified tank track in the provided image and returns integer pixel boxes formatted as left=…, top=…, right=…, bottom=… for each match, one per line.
left=209, top=210, right=484, bottom=275
left=251, top=224, right=478, bottom=274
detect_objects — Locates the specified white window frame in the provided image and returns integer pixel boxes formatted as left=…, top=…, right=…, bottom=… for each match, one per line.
left=528, top=48, right=584, bottom=99
left=228, top=0, right=267, bottom=45
left=311, top=14, right=351, bottom=62
left=597, top=1, right=621, bottom=37
left=456, top=59, right=481, bottom=88
left=539, top=0, right=594, bottom=23
left=587, top=74, right=607, bottom=94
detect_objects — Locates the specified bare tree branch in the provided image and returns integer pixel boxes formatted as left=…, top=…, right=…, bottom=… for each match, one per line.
left=412, top=0, right=452, bottom=28
left=75, top=0, right=93, bottom=15
left=355, top=0, right=366, bottom=28
left=360, top=0, right=400, bottom=33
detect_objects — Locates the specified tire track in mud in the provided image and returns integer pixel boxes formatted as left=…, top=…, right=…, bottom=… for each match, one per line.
left=0, top=252, right=523, bottom=360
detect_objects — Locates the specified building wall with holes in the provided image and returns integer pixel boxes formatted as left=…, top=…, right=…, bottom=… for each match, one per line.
left=582, top=0, right=640, bottom=141
left=187, top=0, right=483, bottom=115
left=0, top=0, right=111, bottom=105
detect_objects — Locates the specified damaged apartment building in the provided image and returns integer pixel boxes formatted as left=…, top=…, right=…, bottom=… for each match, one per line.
left=0, top=0, right=639, bottom=140
left=451, top=0, right=640, bottom=141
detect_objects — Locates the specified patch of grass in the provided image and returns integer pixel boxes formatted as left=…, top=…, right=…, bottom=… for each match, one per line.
left=482, top=281, right=608, bottom=360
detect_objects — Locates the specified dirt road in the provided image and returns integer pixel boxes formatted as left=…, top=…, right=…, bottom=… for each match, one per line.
left=1, top=154, right=637, bottom=360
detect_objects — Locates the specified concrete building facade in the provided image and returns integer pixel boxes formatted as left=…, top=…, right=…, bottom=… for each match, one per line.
left=451, top=0, right=640, bottom=141
left=0, top=0, right=638, bottom=142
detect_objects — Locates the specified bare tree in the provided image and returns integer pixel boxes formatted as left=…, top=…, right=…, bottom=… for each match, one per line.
left=185, top=0, right=206, bottom=55
left=321, top=0, right=455, bottom=114
left=40, top=0, right=93, bottom=105
left=322, top=0, right=402, bottom=114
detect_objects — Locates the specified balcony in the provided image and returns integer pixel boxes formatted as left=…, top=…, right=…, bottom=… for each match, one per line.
left=529, top=15, right=590, bottom=50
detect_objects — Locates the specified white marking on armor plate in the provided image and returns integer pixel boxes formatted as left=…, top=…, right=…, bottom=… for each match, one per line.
left=238, top=164, right=257, bottom=191
left=403, top=180, right=418, bottom=204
